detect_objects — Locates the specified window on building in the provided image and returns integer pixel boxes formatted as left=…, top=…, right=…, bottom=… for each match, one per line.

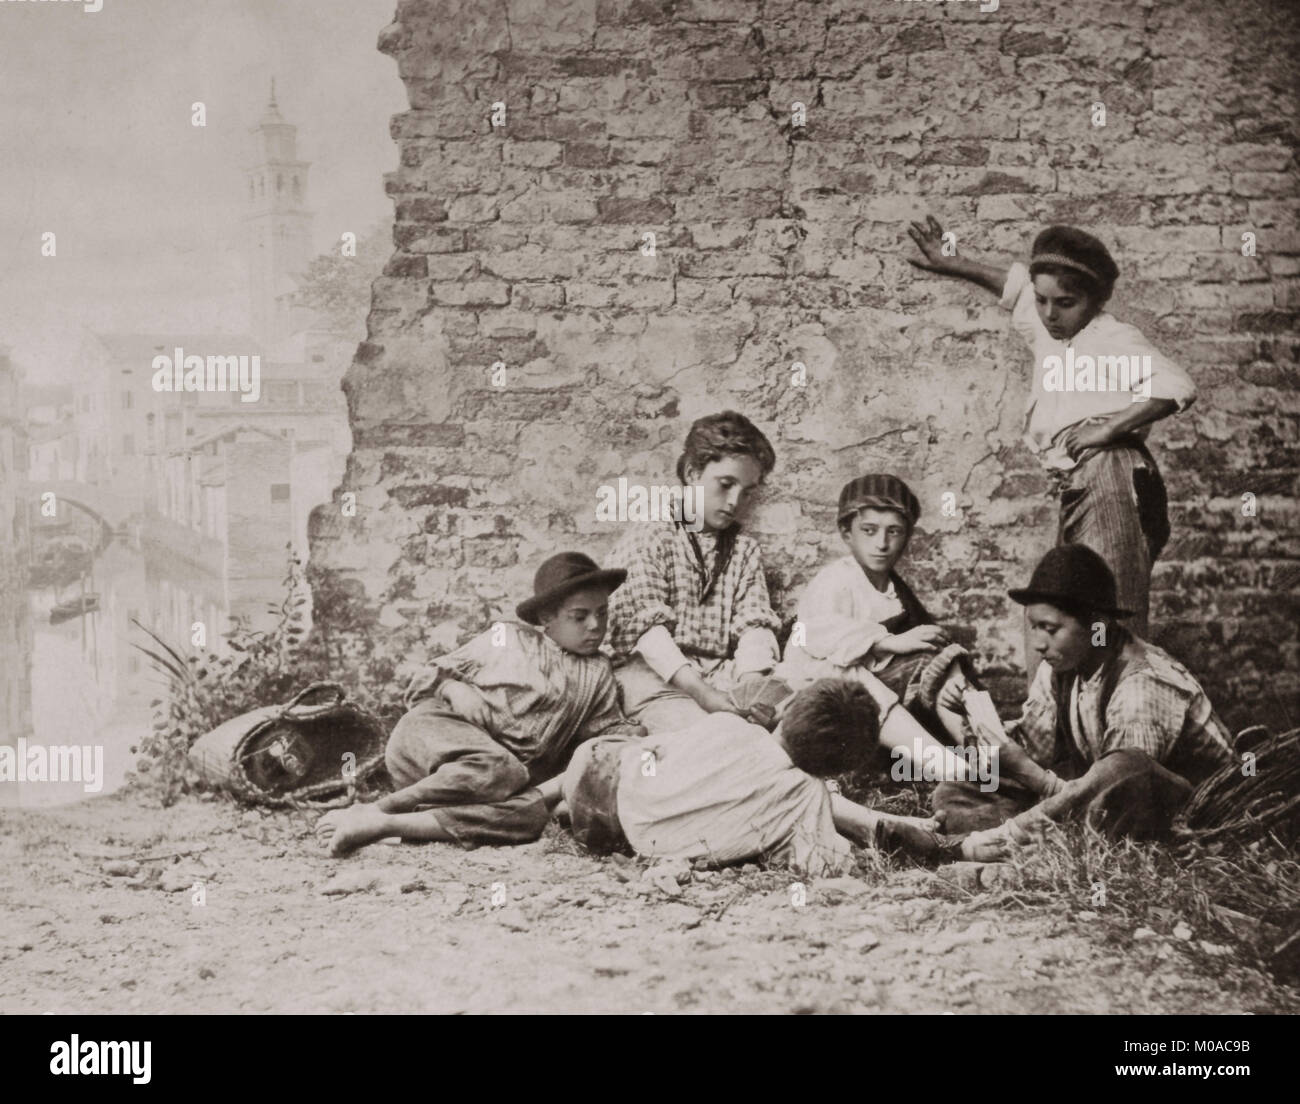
left=121, top=391, right=134, bottom=410
left=267, top=381, right=297, bottom=404
left=270, top=483, right=290, bottom=503
left=122, top=434, right=134, bottom=456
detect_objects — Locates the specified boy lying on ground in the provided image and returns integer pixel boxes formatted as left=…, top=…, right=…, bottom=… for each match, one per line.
left=540, top=678, right=1014, bottom=877
left=933, top=543, right=1234, bottom=852
left=316, top=552, right=645, bottom=856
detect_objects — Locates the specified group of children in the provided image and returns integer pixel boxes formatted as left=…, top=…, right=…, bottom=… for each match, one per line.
left=317, top=221, right=1234, bottom=876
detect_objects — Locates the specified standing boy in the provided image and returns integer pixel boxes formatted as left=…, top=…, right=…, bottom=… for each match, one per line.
left=316, top=552, right=645, bottom=855
left=908, top=218, right=1197, bottom=635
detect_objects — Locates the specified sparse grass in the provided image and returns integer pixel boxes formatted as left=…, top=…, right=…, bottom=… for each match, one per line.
left=832, top=770, right=1300, bottom=987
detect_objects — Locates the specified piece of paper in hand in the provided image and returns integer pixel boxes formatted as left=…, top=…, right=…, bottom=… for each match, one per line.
left=963, top=689, right=1011, bottom=748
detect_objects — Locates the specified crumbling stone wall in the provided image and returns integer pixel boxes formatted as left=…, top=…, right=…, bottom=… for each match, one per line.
left=308, top=0, right=1300, bottom=729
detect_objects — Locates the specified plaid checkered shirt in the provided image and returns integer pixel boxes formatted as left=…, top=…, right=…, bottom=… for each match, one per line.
left=606, top=521, right=782, bottom=664
left=1011, top=635, right=1233, bottom=785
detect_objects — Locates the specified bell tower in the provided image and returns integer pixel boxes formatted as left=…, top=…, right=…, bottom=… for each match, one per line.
left=244, top=80, right=313, bottom=344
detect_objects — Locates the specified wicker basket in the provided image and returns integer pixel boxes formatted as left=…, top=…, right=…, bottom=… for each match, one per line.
left=188, top=682, right=387, bottom=809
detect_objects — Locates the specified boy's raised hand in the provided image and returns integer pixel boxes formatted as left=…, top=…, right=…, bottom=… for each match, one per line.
left=907, top=215, right=951, bottom=272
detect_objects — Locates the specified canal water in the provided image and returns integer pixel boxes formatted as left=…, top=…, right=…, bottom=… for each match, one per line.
left=2, top=511, right=286, bottom=808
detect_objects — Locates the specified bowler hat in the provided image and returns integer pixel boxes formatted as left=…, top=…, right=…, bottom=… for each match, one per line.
left=1008, top=544, right=1132, bottom=619
left=837, top=473, right=921, bottom=528
left=516, top=552, right=627, bottom=625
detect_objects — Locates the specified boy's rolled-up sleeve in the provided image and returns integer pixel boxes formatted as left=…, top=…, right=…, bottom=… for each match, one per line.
left=776, top=784, right=854, bottom=879
left=403, top=627, right=505, bottom=708
left=1000, top=261, right=1040, bottom=349
left=1096, top=673, right=1183, bottom=763
left=1113, top=321, right=1197, bottom=411
left=635, top=624, right=692, bottom=683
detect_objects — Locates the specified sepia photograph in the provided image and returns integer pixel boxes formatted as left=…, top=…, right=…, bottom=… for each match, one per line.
left=1, top=0, right=1297, bottom=1049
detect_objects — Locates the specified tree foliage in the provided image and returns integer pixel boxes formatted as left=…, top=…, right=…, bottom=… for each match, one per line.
left=290, top=222, right=391, bottom=336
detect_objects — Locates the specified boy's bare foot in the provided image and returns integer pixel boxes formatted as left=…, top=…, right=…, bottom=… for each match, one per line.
left=960, top=827, right=1014, bottom=863
left=958, top=811, right=1050, bottom=862
left=873, top=812, right=953, bottom=858
left=316, top=805, right=393, bottom=857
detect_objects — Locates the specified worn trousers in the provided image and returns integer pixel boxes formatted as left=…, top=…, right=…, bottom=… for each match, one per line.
left=383, top=699, right=550, bottom=846
left=932, top=747, right=1194, bottom=839
left=1055, top=443, right=1169, bottom=637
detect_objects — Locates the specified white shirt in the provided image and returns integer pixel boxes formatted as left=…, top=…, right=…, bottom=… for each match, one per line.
left=1001, top=262, right=1197, bottom=471
left=614, top=713, right=854, bottom=878
left=781, top=556, right=904, bottom=680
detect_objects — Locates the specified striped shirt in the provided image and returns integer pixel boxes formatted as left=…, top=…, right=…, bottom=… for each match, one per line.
left=1011, top=636, right=1233, bottom=786
left=606, top=520, right=782, bottom=666
left=404, top=622, right=643, bottom=767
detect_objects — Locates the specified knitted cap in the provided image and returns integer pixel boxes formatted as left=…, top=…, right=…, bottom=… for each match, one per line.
left=837, top=474, right=920, bottom=528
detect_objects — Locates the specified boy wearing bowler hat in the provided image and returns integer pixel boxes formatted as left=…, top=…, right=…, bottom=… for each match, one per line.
left=316, top=552, right=645, bottom=856
left=931, top=543, right=1233, bottom=845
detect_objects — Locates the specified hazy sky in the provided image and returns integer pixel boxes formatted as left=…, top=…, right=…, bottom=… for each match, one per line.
left=0, top=0, right=406, bottom=379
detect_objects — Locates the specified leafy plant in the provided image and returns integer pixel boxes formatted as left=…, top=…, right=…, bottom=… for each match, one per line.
left=129, top=547, right=405, bottom=805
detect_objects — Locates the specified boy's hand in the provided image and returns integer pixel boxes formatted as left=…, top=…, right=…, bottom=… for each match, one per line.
left=742, top=702, right=778, bottom=730
left=1059, top=420, right=1113, bottom=459
left=907, top=215, right=952, bottom=272
left=936, top=672, right=970, bottom=714
left=880, top=625, right=949, bottom=655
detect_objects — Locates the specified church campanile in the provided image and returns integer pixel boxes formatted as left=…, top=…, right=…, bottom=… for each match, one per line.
left=244, top=80, right=313, bottom=344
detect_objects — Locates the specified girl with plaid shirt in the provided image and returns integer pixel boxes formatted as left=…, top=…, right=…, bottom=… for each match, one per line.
left=606, top=411, right=788, bottom=732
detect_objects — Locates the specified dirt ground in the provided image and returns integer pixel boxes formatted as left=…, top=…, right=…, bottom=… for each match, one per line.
left=2, top=790, right=1296, bottom=1015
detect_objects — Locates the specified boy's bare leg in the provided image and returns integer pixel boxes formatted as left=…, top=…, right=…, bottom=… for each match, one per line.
left=316, top=806, right=454, bottom=856
left=875, top=689, right=980, bottom=784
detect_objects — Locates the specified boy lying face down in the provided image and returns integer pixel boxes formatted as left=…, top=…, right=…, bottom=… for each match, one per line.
left=542, top=678, right=1008, bottom=877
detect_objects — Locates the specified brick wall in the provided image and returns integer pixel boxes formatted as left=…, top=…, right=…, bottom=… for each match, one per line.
left=308, top=0, right=1300, bottom=730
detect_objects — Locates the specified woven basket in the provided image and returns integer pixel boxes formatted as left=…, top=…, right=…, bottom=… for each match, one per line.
left=1173, top=726, right=1300, bottom=847
left=188, top=682, right=387, bottom=809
